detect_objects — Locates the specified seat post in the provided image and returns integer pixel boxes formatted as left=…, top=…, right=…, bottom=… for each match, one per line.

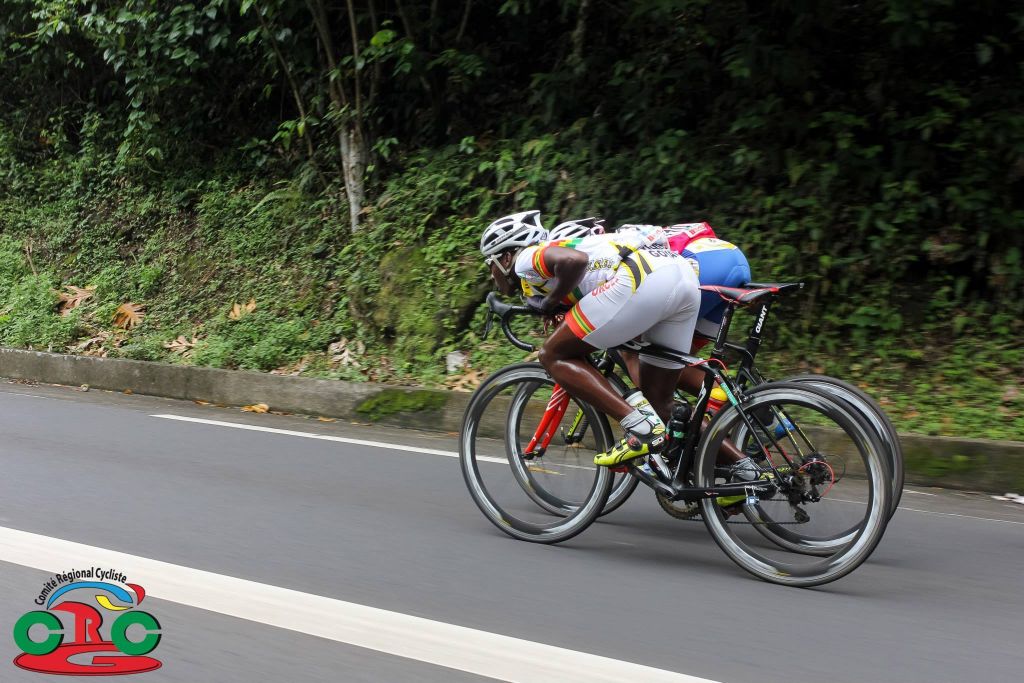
left=712, top=303, right=736, bottom=358
left=741, top=299, right=773, bottom=371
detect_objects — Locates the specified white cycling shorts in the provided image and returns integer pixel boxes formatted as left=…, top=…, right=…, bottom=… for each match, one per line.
left=564, top=250, right=700, bottom=369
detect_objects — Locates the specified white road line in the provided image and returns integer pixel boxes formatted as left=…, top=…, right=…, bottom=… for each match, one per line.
left=152, top=413, right=594, bottom=471
left=904, top=490, right=937, bottom=496
left=895, top=506, right=1024, bottom=525
left=0, top=391, right=56, bottom=400
left=152, top=413, right=461, bottom=457
left=0, top=526, right=717, bottom=683
left=823, top=497, right=1024, bottom=526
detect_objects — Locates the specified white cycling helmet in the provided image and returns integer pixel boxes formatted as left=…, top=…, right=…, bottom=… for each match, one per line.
left=480, top=210, right=547, bottom=256
left=549, top=217, right=606, bottom=241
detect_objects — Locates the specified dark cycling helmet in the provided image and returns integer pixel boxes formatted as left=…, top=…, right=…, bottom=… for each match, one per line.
left=480, top=210, right=547, bottom=256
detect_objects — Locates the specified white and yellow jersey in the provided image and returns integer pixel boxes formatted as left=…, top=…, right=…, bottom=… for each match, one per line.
left=514, top=228, right=668, bottom=305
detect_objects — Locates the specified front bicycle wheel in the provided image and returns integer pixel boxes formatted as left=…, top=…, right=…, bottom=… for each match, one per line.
left=460, top=363, right=613, bottom=544
left=506, top=371, right=639, bottom=518
left=695, top=382, right=891, bottom=587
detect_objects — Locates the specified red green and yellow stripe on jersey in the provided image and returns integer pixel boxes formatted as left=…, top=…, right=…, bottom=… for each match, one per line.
left=562, top=286, right=585, bottom=305
left=566, top=304, right=596, bottom=339
left=531, top=239, right=584, bottom=280
left=532, top=247, right=553, bottom=279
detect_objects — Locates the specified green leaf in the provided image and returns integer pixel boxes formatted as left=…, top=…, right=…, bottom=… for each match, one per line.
left=370, top=29, right=396, bottom=48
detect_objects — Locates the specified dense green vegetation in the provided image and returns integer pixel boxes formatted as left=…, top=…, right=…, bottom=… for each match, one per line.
left=0, top=0, right=1021, bottom=439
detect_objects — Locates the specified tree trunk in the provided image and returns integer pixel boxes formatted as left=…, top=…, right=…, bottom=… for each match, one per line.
left=339, top=123, right=367, bottom=232
left=305, top=0, right=369, bottom=233
left=569, top=0, right=592, bottom=75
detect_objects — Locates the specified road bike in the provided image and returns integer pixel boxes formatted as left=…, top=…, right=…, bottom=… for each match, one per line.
left=480, top=282, right=904, bottom=550
left=460, top=284, right=894, bottom=586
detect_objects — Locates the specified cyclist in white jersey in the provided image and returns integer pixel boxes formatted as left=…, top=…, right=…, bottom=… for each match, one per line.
left=481, top=211, right=700, bottom=466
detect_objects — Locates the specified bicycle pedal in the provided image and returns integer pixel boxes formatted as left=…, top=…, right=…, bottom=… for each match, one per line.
left=609, top=465, right=629, bottom=473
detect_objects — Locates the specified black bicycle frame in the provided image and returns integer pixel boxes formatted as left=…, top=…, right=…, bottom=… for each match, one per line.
left=611, top=303, right=797, bottom=503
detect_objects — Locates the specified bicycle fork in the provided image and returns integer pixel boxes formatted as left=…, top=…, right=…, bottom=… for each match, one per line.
left=523, top=385, right=572, bottom=459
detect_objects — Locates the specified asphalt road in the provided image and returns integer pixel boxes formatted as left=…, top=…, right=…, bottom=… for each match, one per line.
left=0, top=381, right=1021, bottom=682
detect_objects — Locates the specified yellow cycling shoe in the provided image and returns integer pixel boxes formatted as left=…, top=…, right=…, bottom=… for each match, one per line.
left=594, top=438, right=650, bottom=466
left=594, top=426, right=665, bottom=467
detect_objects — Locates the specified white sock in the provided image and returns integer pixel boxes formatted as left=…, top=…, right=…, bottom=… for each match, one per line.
left=625, top=391, right=664, bottom=427
left=620, top=409, right=652, bottom=435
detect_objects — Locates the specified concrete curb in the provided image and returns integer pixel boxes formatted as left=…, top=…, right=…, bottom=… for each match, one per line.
left=0, top=348, right=471, bottom=434
left=1, top=347, right=1021, bottom=493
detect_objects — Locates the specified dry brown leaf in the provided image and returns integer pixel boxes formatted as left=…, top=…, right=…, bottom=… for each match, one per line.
left=317, top=416, right=337, bottom=422
left=193, top=399, right=212, bottom=406
left=228, top=298, right=257, bottom=320
left=270, top=353, right=314, bottom=376
left=56, top=285, right=95, bottom=316
left=164, top=335, right=199, bottom=355
left=241, top=403, right=269, bottom=413
left=447, top=368, right=484, bottom=392
left=328, top=337, right=364, bottom=368
left=113, top=302, right=145, bottom=329
left=70, top=331, right=111, bottom=355
left=123, top=389, right=133, bottom=395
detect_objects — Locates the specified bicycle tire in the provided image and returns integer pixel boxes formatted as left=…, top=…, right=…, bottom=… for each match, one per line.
left=735, top=379, right=897, bottom=555
left=460, top=363, right=613, bottom=544
left=786, top=374, right=904, bottom=515
left=695, top=382, right=891, bottom=587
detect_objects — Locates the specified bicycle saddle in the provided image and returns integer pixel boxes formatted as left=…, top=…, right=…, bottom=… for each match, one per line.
left=698, top=282, right=801, bottom=306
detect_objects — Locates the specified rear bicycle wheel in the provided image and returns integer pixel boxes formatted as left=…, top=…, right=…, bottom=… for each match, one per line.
left=786, top=374, right=903, bottom=516
left=734, top=380, right=895, bottom=555
left=695, top=383, right=891, bottom=586
left=460, top=363, right=613, bottom=544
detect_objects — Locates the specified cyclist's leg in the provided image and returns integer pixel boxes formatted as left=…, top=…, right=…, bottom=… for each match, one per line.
left=636, top=261, right=701, bottom=420
left=583, top=258, right=699, bottom=415
left=560, top=258, right=695, bottom=465
left=537, top=327, right=633, bottom=422
left=614, top=349, right=679, bottom=421
left=638, top=362, right=683, bottom=423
